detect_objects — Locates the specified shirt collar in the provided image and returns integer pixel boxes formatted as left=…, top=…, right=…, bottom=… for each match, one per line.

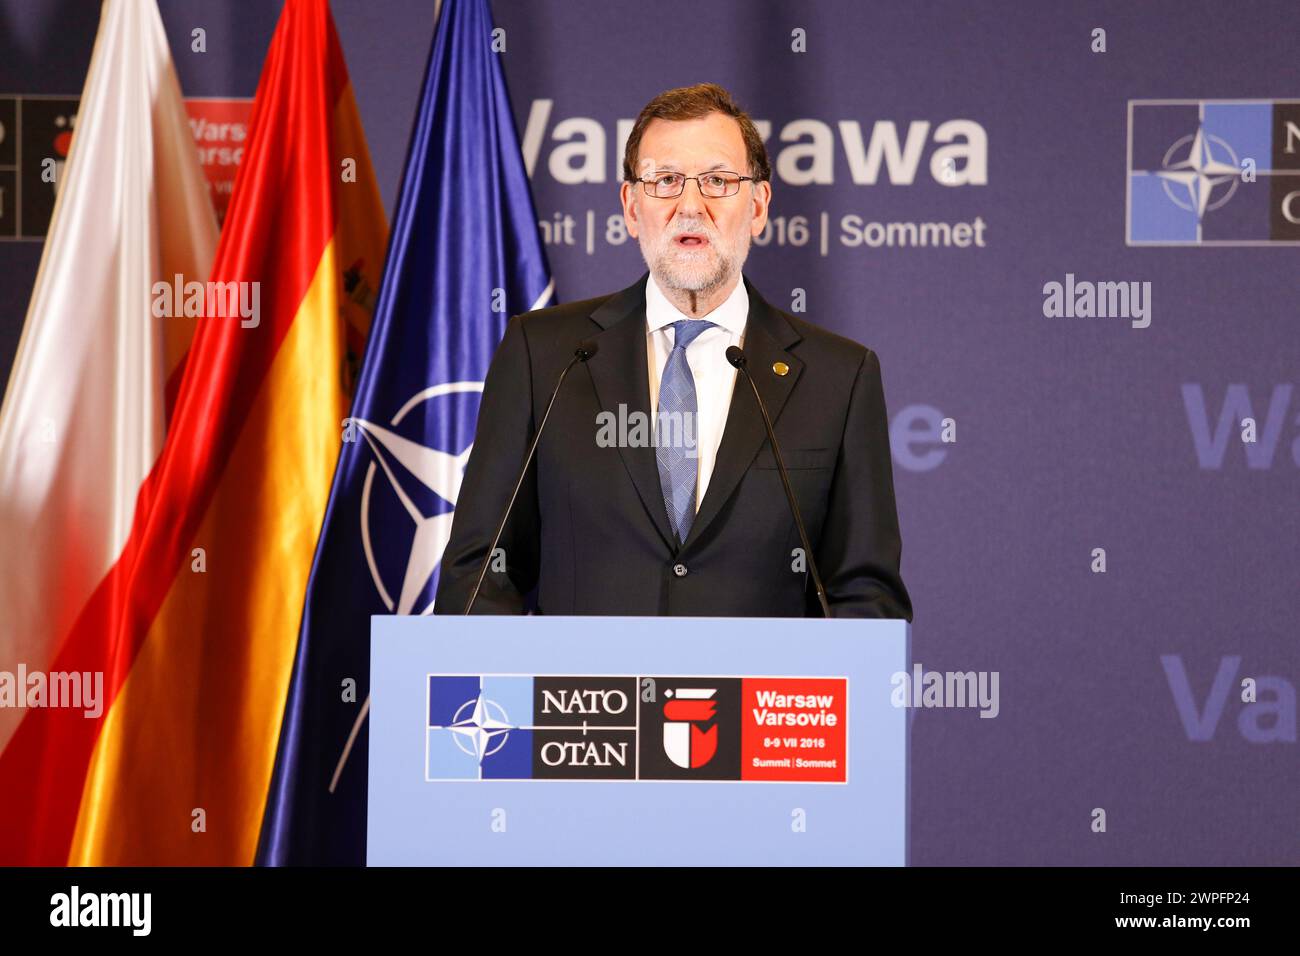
left=645, top=271, right=749, bottom=337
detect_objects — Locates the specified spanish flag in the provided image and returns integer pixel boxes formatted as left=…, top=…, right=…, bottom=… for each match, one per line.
left=0, top=0, right=387, bottom=865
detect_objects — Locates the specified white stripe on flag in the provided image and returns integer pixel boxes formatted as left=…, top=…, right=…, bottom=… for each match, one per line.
left=0, top=0, right=217, bottom=754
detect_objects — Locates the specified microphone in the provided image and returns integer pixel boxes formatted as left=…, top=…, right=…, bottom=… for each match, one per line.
left=726, top=345, right=832, bottom=618
left=463, top=340, right=599, bottom=614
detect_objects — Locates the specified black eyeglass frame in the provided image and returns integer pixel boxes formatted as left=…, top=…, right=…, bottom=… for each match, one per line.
left=631, top=170, right=758, bottom=198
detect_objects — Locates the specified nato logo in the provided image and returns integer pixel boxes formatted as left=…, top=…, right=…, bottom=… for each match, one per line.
left=426, top=676, right=534, bottom=780
left=353, top=383, right=482, bottom=615
left=1127, top=99, right=1300, bottom=245
left=425, top=675, right=639, bottom=780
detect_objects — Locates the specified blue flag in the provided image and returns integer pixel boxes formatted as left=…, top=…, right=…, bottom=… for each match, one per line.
left=256, top=0, right=553, bottom=866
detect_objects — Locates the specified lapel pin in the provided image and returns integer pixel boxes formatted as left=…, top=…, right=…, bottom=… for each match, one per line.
left=772, top=361, right=789, bottom=377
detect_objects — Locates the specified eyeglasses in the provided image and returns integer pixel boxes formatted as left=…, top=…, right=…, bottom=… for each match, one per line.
left=635, top=170, right=756, bottom=199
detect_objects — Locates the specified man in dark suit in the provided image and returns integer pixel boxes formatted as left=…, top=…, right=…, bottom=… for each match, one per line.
left=434, top=83, right=911, bottom=620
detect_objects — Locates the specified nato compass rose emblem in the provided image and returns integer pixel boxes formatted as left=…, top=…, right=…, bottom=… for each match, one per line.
left=1127, top=99, right=1300, bottom=245
left=353, top=382, right=483, bottom=614
left=1155, top=127, right=1240, bottom=219
left=426, top=676, right=535, bottom=780
left=447, top=694, right=514, bottom=761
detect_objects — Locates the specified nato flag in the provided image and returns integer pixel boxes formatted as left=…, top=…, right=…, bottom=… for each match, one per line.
left=256, top=0, right=554, bottom=865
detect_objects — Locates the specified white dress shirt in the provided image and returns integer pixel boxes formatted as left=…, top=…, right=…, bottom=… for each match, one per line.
left=646, top=272, right=749, bottom=513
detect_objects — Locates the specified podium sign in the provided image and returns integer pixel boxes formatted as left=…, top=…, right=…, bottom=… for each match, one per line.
left=368, top=616, right=909, bottom=865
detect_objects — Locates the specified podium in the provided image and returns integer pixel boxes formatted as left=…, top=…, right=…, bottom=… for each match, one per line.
left=367, top=615, right=909, bottom=865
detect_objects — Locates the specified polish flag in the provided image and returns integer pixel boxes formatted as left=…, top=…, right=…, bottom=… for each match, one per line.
left=0, top=0, right=216, bottom=792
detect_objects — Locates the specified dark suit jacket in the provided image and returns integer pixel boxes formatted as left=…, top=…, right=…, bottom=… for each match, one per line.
left=433, top=271, right=912, bottom=620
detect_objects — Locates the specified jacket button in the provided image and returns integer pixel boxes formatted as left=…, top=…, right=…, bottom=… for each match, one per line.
left=672, top=563, right=688, bottom=577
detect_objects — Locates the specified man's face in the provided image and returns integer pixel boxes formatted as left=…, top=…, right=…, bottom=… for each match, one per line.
left=619, top=112, right=771, bottom=296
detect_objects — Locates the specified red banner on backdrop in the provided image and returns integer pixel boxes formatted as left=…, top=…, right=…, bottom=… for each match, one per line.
left=184, top=97, right=252, bottom=224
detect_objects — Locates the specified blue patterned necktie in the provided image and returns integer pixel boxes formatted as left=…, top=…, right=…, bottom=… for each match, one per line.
left=656, top=319, right=716, bottom=544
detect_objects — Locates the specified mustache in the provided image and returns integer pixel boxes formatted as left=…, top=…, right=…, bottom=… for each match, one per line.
left=667, top=221, right=716, bottom=240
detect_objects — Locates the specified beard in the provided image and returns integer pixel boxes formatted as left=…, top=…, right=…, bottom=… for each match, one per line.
left=639, top=212, right=751, bottom=296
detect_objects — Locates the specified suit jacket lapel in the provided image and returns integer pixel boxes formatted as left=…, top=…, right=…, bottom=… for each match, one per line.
left=683, top=276, right=803, bottom=551
left=583, top=272, right=804, bottom=556
left=584, top=272, right=678, bottom=551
